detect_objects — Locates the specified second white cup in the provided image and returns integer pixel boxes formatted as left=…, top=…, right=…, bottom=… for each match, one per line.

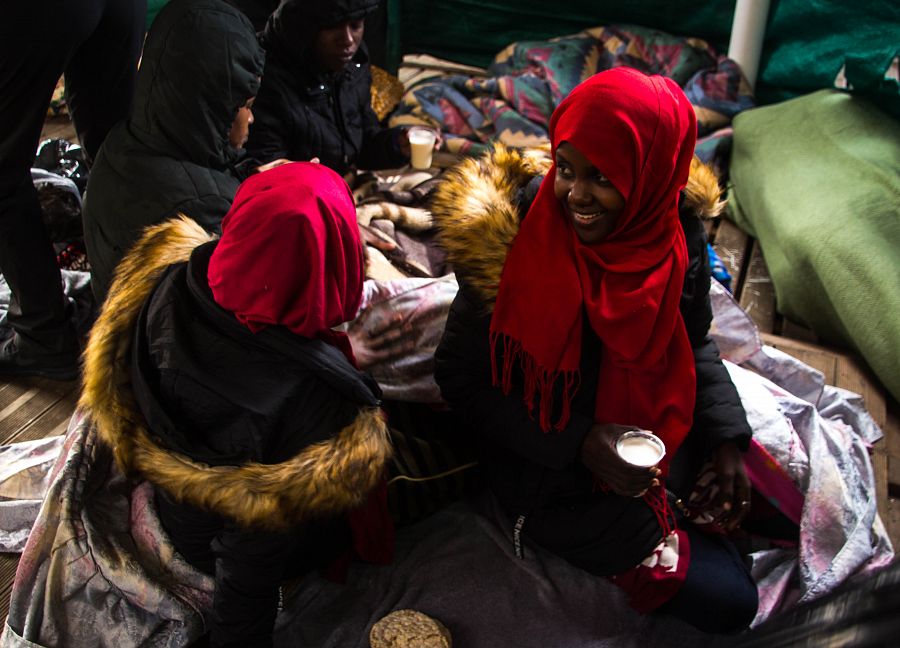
left=408, top=126, right=437, bottom=169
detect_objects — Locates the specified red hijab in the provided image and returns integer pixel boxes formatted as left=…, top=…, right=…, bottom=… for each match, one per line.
left=490, top=67, right=697, bottom=474
left=207, top=162, right=364, bottom=362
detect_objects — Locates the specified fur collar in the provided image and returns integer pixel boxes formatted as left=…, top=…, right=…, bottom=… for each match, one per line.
left=80, top=217, right=391, bottom=530
left=431, top=144, right=724, bottom=310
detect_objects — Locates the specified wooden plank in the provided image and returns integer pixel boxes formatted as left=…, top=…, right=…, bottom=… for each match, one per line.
left=835, top=355, right=887, bottom=429
left=0, top=381, right=31, bottom=413
left=5, top=390, right=77, bottom=445
left=760, top=333, right=839, bottom=385
left=39, top=115, right=77, bottom=143
left=0, top=553, right=20, bottom=624
left=889, top=457, right=900, bottom=493
left=0, top=378, right=76, bottom=445
left=710, top=218, right=751, bottom=298
left=885, top=402, right=900, bottom=462
left=780, top=318, right=819, bottom=345
left=739, top=240, right=776, bottom=335
left=873, top=450, right=890, bottom=533
left=886, top=496, right=900, bottom=559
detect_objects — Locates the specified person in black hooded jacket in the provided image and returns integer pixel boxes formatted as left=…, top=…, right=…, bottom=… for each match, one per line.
left=245, top=0, right=410, bottom=175
left=431, top=69, right=757, bottom=632
left=80, top=162, right=393, bottom=648
left=82, top=0, right=268, bottom=305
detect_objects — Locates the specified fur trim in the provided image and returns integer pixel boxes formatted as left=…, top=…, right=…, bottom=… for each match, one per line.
left=80, top=216, right=392, bottom=529
left=685, top=157, right=725, bottom=219
left=430, top=144, right=537, bottom=310
left=130, top=407, right=390, bottom=530
left=431, top=143, right=723, bottom=308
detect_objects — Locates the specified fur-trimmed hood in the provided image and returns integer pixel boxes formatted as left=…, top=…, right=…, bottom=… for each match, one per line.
left=431, top=144, right=724, bottom=309
left=80, top=217, right=392, bottom=530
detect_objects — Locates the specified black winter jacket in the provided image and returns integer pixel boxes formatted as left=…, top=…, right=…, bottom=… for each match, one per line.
left=431, top=146, right=752, bottom=575
left=245, top=0, right=406, bottom=174
left=80, top=218, right=392, bottom=648
left=82, top=0, right=265, bottom=304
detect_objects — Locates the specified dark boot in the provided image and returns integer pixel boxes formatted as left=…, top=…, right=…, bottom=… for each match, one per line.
left=0, top=333, right=79, bottom=381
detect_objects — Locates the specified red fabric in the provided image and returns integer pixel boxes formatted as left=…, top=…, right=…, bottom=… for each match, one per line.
left=489, top=66, right=697, bottom=475
left=609, top=529, right=691, bottom=613
left=208, top=162, right=364, bottom=361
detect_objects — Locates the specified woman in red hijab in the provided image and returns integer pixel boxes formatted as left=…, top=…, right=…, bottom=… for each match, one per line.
left=434, top=67, right=757, bottom=632
left=82, top=161, right=392, bottom=647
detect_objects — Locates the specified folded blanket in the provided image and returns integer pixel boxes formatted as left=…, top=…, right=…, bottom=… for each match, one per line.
left=728, top=89, right=900, bottom=402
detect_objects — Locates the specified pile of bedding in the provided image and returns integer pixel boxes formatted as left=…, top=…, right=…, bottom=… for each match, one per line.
left=390, top=23, right=753, bottom=165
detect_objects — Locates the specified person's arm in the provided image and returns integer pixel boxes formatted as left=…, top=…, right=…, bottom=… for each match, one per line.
left=434, top=282, right=593, bottom=471
left=244, top=78, right=295, bottom=164
left=355, top=65, right=408, bottom=170
left=680, top=213, right=752, bottom=528
left=171, top=195, right=234, bottom=234
left=680, top=214, right=752, bottom=455
left=435, top=283, right=659, bottom=494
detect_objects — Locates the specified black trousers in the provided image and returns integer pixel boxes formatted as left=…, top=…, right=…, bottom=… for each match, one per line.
left=0, top=0, right=144, bottom=355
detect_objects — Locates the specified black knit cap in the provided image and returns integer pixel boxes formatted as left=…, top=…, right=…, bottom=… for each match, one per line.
left=266, top=0, right=380, bottom=57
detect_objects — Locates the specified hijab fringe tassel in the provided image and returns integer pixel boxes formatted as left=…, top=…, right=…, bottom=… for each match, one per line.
left=490, top=331, right=580, bottom=433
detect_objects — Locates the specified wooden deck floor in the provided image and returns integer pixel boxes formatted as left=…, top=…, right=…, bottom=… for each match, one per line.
left=0, top=375, right=79, bottom=623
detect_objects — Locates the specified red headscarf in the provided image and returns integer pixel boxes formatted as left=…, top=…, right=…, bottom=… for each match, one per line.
left=207, top=162, right=364, bottom=362
left=490, top=67, right=697, bottom=475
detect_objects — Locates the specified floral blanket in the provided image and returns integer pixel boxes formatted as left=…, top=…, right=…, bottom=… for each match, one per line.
left=391, top=24, right=754, bottom=160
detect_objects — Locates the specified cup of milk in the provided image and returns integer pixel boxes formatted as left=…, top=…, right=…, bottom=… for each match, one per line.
left=408, top=126, right=437, bottom=169
left=616, top=430, right=665, bottom=468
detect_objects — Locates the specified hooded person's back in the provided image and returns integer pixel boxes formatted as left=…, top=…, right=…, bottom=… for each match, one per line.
left=82, top=0, right=265, bottom=304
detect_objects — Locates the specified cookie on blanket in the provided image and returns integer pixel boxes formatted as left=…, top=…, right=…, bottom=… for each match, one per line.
left=369, top=609, right=452, bottom=648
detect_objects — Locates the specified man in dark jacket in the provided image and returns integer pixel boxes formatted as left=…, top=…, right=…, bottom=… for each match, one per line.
left=0, top=0, right=145, bottom=380
left=82, top=0, right=266, bottom=304
left=245, top=0, right=409, bottom=175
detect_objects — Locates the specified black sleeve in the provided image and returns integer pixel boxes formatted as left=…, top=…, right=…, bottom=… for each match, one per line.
left=680, top=213, right=752, bottom=456
left=244, top=78, right=294, bottom=164
left=355, top=64, right=408, bottom=170
left=209, top=525, right=296, bottom=648
left=434, top=282, right=593, bottom=471
left=170, top=195, right=232, bottom=234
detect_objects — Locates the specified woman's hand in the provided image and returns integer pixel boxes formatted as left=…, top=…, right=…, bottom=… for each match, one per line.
left=579, top=423, right=661, bottom=497
left=255, top=158, right=292, bottom=173
left=692, top=442, right=751, bottom=531
left=345, top=311, right=416, bottom=371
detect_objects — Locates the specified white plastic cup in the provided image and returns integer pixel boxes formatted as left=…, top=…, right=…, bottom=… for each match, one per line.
left=408, top=126, right=437, bottom=169
left=616, top=430, right=666, bottom=468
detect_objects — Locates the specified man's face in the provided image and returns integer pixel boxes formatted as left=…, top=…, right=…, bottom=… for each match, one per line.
left=314, top=19, right=365, bottom=73
left=228, top=98, right=255, bottom=149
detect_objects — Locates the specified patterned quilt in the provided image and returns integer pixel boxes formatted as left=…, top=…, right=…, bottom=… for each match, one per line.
left=390, top=24, right=754, bottom=158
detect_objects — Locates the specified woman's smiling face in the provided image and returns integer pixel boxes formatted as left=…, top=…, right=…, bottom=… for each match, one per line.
left=553, top=141, right=626, bottom=244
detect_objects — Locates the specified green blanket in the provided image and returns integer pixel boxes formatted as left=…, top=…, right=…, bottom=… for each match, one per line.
left=728, top=89, right=900, bottom=401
